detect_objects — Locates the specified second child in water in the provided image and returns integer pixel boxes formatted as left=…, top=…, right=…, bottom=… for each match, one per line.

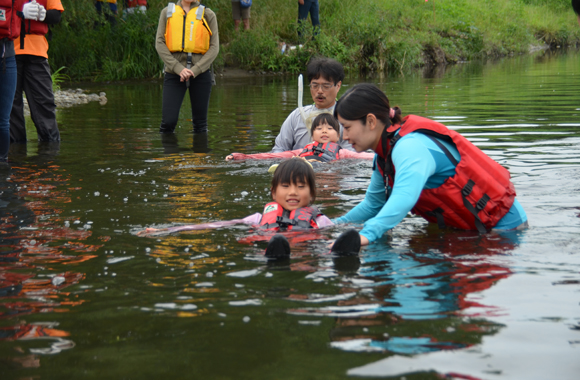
left=138, top=158, right=359, bottom=256
left=226, top=114, right=375, bottom=162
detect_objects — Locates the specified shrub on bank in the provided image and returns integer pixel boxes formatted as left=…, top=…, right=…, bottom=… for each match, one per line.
left=50, top=0, right=580, bottom=81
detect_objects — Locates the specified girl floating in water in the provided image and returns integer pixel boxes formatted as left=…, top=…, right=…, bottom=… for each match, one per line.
left=137, top=158, right=359, bottom=257
left=225, top=114, right=374, bottom=163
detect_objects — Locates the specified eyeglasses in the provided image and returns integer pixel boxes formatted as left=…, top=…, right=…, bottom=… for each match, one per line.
left=308, top=83, right=335, bottom=91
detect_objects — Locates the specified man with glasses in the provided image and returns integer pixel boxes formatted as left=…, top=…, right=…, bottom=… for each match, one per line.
left=272, top=57, right=353, bottom=152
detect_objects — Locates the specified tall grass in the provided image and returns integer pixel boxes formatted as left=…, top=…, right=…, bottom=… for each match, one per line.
left=49, top=0, right=580, bottom=81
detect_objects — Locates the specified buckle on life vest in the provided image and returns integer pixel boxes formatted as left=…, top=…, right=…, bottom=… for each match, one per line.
left=476, top=194, right=490, bottom=211
left=276, top=216, right=296, bottom=227
left=462, top=180, right=475, bottom=197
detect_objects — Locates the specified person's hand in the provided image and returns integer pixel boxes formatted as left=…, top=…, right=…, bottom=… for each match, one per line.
left=37, top=4, right=46, bottom=22
left=298, top=0, right=305, bottom=5
left=22, top=0, right=39, bottom=20
left=225, top=155, right=234, bottom=161
left=179, top=68, right=194, bottom=82
left=327, top=233, right=369, bottom=249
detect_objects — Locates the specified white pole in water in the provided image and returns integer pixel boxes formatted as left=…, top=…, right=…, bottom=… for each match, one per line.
left=298, top=74, right=307, bottom=125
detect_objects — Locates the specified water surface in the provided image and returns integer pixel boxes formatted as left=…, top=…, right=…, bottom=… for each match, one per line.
left=1, top=50, right=579, bottom=379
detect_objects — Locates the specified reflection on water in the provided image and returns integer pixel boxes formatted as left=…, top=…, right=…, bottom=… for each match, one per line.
left=1, top=50, right=580, bottom=379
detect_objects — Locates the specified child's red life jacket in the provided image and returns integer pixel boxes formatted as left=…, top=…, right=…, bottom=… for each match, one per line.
left=259, top=202, right=320, bottom=230
left=300, top=141, right=341, bottom=162
left=376, top=115, right=515, bottom=233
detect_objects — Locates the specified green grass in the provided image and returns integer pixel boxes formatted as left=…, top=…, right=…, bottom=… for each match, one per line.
left=50, top=0, right=580, bottom=81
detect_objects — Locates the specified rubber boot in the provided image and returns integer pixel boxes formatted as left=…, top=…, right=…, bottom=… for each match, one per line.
left=265, top=234, right=291, bottom=258
left=331, top=229, right=361, bottom=256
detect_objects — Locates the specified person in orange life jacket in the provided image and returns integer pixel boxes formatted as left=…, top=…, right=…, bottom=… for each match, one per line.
left=156, top=0, right=219, bottom=134
left=10, top=0, right=63, bottom=144
left=332, top=83, right=528, bottom=247
left=573, top=0, right=580, bottom=26
left=124, top=0, right=146, bottom=15
left=1, top=0, right=38, bottom=163
left=225, top=113, right=375, bottom=162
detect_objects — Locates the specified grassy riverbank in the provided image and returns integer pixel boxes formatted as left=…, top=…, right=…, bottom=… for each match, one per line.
left=51, top=0, right=580, bottom=81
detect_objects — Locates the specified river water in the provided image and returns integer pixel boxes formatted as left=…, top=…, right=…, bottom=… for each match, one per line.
left=1, top=50, right=579, bottom=379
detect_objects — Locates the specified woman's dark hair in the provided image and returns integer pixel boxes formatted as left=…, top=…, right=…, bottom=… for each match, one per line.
left=271, top=158, right=316, bottom=202
left=310, top=113, right=340, bottom=137
left=334, top=83, right=402, bottom=127
left=307, top=57, right=345, bottom=85
left=573, top=0, right=580, bottom=15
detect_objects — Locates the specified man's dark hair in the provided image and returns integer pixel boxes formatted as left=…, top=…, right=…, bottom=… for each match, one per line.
left=307, top=57, right=345, bottom=85
left=573, top=0, right=580, bottom=15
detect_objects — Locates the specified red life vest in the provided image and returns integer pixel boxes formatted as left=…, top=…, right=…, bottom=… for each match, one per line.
left=300, top=141, right=341, bottom=162
left=0, top=0, right=24, bottom=41
left=259, top=202, right=320, bottom=230
left=376, top=115, right=515, bottom=233
left=22, top=0, right=48, bottom=36
left=126, top=0, right=146, bottom=7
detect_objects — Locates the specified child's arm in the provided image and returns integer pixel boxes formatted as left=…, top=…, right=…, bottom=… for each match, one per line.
left=136, top=213, right=262, bottom=236
left=338, top=149, right=376, bottom=160
left=226, top=149, right=302, bottom=161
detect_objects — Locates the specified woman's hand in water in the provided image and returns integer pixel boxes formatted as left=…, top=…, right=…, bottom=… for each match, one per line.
left=225, top=155, right=234, bottom=161
left=327, top=233, right=369, bottom=249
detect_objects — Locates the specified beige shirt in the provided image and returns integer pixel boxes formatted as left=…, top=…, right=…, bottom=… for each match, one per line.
left=155, top=1, right=219, bottom=77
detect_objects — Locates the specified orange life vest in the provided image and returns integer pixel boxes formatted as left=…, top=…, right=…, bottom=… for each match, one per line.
left=164, top=2, right=211, bottom=54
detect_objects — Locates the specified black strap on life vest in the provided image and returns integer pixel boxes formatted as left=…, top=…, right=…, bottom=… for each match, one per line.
left=273, top=207, right=318, bottom=230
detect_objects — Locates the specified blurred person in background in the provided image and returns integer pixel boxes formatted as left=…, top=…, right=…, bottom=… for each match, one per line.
left=10, top=0, right=63, bottom=144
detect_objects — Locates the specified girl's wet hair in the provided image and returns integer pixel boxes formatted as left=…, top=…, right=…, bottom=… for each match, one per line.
left=310, top=113, right=340, bottom=137
left=271, top=158, right=316, bottom=202
left=334, top=83, right=402, bottom=127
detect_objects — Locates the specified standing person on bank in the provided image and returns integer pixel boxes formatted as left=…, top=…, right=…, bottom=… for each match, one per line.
left=333, top=84, right=528, bottom=246
left=231, top=0, right=250, bottom=31
left=10, top=0, right=63, bottom=144
left=155, top=0, right=219, bottom=135
left=272, top=57, right=352, bottom=152
left=1, top=0, right=39, bottom=163
left=573, top=0, right=580, bottom=26
left=298, top=0, right=319, bottom=39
